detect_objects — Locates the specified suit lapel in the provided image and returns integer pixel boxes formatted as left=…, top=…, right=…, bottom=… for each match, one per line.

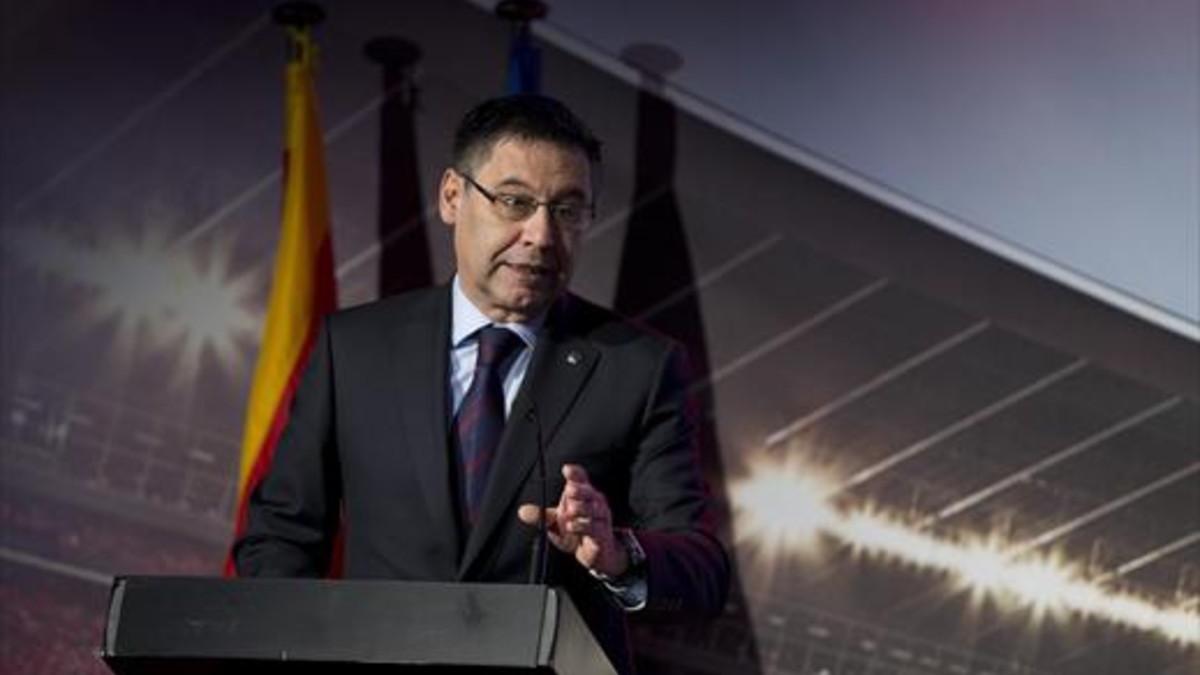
left=390, top=288, right=464, bottom=563
left=458, top=298, right=599, bottom=579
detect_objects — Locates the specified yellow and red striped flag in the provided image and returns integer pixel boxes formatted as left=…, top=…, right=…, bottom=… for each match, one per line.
left=225, top=23, right=336, bottom=575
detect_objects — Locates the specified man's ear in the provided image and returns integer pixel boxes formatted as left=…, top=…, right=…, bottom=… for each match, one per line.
left=438, top=168, right=461, bottom=226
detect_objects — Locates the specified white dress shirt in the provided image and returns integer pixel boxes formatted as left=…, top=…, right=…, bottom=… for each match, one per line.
left=448, top=276, right=541, bottom=418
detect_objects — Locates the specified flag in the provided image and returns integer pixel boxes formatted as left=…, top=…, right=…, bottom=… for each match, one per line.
left=225, top=24, right=336, bottom=576
left=506, top=22, right=541, bottom=94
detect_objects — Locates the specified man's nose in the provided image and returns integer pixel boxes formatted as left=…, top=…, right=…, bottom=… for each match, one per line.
left=520, top=206, right=557, bottom=247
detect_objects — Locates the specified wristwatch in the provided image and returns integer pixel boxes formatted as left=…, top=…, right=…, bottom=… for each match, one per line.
left=590, top=528, right=648, bottom=610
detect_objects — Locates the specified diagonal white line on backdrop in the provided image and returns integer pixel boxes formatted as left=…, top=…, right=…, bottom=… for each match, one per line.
left=1009, top=462, right=1200, bottom=558
left=833, top=358, right=1089, bottom=495
left=171, top=90, right=392, bottom=251
left=923, top=396, right=1183, bottom=527
left=335, top=205, right=438, bottom=280
left=765, top=320, right=991, bottom=447
left=0, top=546, right=112, bottom=586
left=635, top=232, right=784, bottom=321
left=581, top=184, right=670, bottom=242
left=11, top=13, right=271, bottom=216
left=1095, top=531, right=1200, bottom=584
left=701, top=278, right=890, bottom=390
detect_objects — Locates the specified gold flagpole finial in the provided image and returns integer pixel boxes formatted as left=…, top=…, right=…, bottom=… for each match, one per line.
left=273, top=2, right=325, bottom=64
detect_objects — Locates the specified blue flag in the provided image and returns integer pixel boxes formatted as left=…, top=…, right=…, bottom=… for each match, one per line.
left=506, top=24, right=541, bottom=94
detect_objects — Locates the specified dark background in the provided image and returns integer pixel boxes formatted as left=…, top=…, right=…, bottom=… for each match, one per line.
left=1, top=2, right=1196, bottom=673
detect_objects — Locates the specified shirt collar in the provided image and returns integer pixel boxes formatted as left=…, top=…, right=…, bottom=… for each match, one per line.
left=450, top=275, right=542, bottom=349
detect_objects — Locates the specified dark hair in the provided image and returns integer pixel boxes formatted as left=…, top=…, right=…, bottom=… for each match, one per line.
left=452, top=94, right=602, bottom=172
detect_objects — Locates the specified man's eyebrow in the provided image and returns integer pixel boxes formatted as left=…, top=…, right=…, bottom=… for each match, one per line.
left=492, top=178, right=589, bottom=200
left=492, top=177, right=533, bottom=190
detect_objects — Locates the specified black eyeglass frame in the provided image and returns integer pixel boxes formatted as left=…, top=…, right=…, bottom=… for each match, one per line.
left=456, top=170, right=595, bottom=230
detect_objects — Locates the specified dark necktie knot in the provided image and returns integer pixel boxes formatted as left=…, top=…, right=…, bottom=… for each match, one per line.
left=475, top=326, right=523, bottom=369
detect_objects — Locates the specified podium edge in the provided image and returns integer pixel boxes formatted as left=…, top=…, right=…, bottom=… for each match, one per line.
left=101, top=576, right=128, bottom=659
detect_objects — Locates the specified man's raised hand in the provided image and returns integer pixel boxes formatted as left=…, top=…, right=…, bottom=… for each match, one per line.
left=517, top=464, right=629, bottom=577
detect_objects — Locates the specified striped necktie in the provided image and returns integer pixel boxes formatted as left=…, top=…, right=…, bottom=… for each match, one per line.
left=454, top=326, right=524, bottom=524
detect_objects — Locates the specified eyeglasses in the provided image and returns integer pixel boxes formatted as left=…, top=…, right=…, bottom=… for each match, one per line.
left=458, top=171, right=593, bottom=230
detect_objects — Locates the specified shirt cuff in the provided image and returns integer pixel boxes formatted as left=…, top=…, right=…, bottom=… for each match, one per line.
left=589, top=567, right=648, bottom=611
left=588, top=528, right=648, bottom=612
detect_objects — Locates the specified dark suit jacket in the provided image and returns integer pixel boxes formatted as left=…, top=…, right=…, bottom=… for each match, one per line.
left=234, top=286, right=729, bottom=672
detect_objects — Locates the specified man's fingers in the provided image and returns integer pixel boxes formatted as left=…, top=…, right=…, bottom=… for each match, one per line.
left=561, top=497, right=591, bottom=519
left=575, top=536, right=602, bottom=569
left=562, top=483, right=588, bottom=501
left=558, top=476, right=611, bottom=535
left=517, top=503, right=541, bottom=525
left=562, top=492, right=609, bottom=518
left=566, top=517, right=593, bottom=534
left=565, top=511, right=611, bottom=534
left=517, top=503, right=558, bottom=527
left=517, top=507, right=572, bottom=554
left=545, top=529, right=572, bottom=552
left=515, top=504, right=576, bottom=554
left=562, top=483, right=605, bottom=506
left=525, top=467, right=613, bottom=557
left=561, top=463, right=589, bottom=485
left=562, top=503, right=608, bottom=525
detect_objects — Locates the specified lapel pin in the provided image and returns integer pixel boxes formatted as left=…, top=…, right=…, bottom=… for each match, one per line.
left=565, top=350, right=582, bottom=366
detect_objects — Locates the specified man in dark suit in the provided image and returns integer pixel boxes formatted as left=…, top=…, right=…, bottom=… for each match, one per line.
left=234, top=94, right=729, bottom=673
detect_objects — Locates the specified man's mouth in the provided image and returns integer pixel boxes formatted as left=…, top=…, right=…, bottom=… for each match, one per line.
left=502, top=262, right=556, bottom=278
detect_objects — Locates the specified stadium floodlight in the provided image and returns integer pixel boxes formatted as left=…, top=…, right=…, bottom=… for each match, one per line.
left=731, top=454, right=1199, bottom=646
left=10, top=224, right=259, bottom=387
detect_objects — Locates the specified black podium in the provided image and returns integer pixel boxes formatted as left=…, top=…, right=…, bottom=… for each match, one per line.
left=101, top=577, right=617, bottom=674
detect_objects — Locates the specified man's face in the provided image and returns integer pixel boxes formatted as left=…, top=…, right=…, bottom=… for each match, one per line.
left=438, top=136, right=592, bottom=323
